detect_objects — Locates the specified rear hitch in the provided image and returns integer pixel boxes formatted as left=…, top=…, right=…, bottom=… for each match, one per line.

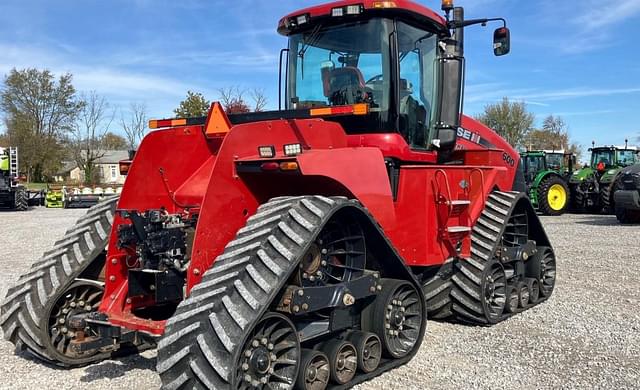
left=69, top=312, right=156, bottom=354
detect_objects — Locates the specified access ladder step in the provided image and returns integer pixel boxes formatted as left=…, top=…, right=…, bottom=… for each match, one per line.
left=447, top=226, right=472, bottom=234
left=447, top=200, right=471, bottom=206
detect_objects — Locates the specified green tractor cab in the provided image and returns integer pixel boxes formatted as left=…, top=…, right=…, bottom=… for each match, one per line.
left=520, top=150, right=574, bottom=216
left=569, top=142, right=639, bottom=213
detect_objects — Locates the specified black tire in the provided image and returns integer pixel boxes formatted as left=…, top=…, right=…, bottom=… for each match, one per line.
left=615, top=206, right=640, bottom=224
left=537, top=176, right=569, bottom=216
left=601, top=182, right=614, bottom=214
left=14, top=187, right=28, bottom=211
left=421, top=258, right=453, bottom=320
left=570, top=183, right=583, bottom=212
left=0, top=196, right=118, bottom=366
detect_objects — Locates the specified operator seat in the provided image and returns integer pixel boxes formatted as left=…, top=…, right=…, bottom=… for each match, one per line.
left=323, top=67, right=368, bottom=106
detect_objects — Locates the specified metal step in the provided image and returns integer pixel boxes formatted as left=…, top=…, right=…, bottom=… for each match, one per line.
left=447, top=226, right=472, bottom=234
left=447, top=200, right=471, bottom=206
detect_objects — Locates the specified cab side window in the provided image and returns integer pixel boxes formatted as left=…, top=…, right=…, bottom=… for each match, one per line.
left=397, top=22, right=438, bottom=149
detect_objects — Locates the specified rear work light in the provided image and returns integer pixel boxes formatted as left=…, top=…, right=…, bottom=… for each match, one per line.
left=283, top=143, right=302, bottom=157
left=258, top=146, right=276, bottom=158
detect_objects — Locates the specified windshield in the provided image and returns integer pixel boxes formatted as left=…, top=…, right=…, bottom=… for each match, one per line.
left=525, top=155, right=545, bottom=174
left=617, top=150, right=637, bottom=166
left=286, top=18, right=440, bottom=147
left=545, top=153, right=563, bottom=170
left=591, top=149, right=614, bottom=169
left=287, top=19, right=393, bottom=127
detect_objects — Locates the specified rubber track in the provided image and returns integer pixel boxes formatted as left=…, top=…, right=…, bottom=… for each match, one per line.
left=157, top=196, right=422, bottom=390
left=0, top=196, right=118, bottom=366
left=450, top=191, right=552, bottom=325
left=422, top=258, right=454, bottom=320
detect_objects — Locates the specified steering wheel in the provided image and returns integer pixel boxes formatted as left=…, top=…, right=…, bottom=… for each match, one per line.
left=366, top=74, right=383, bottom=84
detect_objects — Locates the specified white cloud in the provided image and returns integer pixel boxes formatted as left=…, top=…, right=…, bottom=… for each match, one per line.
left=466, top=84, right=640, bottom=104
left=573, top=0, right=640, bottom=30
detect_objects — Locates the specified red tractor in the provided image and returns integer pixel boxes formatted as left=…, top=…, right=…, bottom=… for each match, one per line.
left=2, top=1, right=556, bottom=389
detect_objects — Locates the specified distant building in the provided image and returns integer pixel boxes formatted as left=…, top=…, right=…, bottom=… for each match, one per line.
left=54, top=150, right=129, bottom=184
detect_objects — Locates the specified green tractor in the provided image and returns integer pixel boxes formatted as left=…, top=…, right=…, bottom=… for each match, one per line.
left=0, top=147, right=28, bottom=211
left=569, top=141, right=639, bottom=213
left=521, top=150, right=574, bottom=215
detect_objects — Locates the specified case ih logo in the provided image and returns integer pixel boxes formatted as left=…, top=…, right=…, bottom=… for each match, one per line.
left=457, top=127, right=496, bottom=149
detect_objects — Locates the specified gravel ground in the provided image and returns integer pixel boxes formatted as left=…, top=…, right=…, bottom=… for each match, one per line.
left=0, top=208, right=639, bottom=389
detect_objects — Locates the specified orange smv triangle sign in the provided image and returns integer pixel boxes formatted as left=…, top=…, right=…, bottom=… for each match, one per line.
left=205, top=102, right=232, bottom=138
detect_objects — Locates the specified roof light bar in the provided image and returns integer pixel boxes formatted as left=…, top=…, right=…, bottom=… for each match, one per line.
left=372, top=1, right=397, bottom=9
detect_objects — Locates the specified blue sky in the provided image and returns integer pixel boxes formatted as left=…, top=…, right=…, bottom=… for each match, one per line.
left=1, top=0, right=639, bottom=157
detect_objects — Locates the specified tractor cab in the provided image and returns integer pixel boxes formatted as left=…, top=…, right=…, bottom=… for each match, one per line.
left=274, top=0, right=510, bottom=161
left=589, top=146, right=638, bottom=172
left=521, top=151, right=547, bottom=183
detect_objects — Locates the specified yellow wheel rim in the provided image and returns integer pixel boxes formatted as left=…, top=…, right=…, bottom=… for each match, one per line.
left=547, top=184, right=567, bottom=211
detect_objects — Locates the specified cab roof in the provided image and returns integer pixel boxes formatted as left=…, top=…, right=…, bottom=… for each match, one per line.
left=278, top=0, right=448, bottom=35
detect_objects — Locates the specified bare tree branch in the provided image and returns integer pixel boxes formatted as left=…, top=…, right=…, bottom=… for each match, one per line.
left=121, top=102, right=147, bottom=150
left=70, top=91, right=113, bottom=183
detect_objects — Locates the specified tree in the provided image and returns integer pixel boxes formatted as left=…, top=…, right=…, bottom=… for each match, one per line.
left=475, top=97, right=535, bottom=147
left=250, top=88, right=268, bottom=112
left=121, top=102, right=147, bottom=150
left=0, top=132, right=8, bottom=147
left=526, top=115, right=582, bottom=162
left=102, top=132, right=128, bottom=150
left=70, top=92, right=113, bottom=183
left=218, top=87, right=268, bottom=114
left=0, top=68, right=83, bottom=181
left=174, top=91, right=210, bottom=118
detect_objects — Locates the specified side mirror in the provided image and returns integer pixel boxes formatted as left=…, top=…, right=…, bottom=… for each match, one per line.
left=435, top=39, right=463, bottom=152
left=493, top=27, right=510, bottom=56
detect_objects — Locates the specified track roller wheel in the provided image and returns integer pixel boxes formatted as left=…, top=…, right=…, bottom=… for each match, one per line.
left=526, top=278, right=540, bottom=304
left=505, top=286, right=519, bottom=314
left=482, top=261, right=507, bottom=321
left=48, top=279, right=104, bottom=361
left=236, top=313, right=300, bottom=389
left=296, top=349, right=330, bottom=390
left=347, top=331, right=382, bottom=373
left=517, top=282, right=530, bottom=309
left=526, top=246, right=556, bottom=298
left=367, top=279, right=424, bottom=359
left=324, top=339, right=357, bottom=385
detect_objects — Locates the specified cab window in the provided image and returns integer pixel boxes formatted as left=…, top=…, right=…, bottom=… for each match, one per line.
left=397, top=21, right=438, bottom=149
